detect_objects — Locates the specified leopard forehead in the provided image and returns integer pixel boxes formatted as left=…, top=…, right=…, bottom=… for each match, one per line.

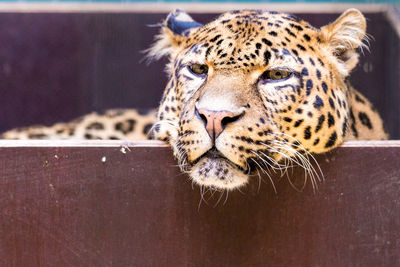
left=181, top=10, right=317, bottom=69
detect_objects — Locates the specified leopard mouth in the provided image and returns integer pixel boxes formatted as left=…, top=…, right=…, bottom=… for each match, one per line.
left=189, top=148, right=250, bottom=190
left=191, top=148, right=246, bottom=171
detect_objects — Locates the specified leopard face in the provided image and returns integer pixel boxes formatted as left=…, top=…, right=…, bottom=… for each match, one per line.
left=149, top=9, right=387, bottom=190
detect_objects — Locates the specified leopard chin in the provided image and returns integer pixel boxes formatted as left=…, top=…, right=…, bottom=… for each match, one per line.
left=189, top=156, right=249, bottom=190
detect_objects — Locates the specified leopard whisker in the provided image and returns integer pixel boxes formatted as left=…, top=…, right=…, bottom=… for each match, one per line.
left=271, top=142, right=318, bottom=192
left=254, top=136, right=295, bottom=175
left=255, top=168, right=262, bottom=193
left=271, top=134, right=324, bottom=182
left=270, top=132, right=324, bottom=189
left=251, top=150, right=286, bottom=172
left=214, top=190, right=225, bottom=207
left=270, top=143, right=311, bottom=187
left=263, top=142, right=311, bottom=192
left=250, top=157, right=277, bottom=194
left=279, top=143, right=322, bottom=189
left=223, top=189, right=229, bottom=205
left=198, top=185, right=209, bottom=210
left=174, top=141, right=190, bottom=173
left=259, top=151, right=288, bottom=169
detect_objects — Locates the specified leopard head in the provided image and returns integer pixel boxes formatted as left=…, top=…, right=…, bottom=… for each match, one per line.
left=149, top=9, right=367, bottom=190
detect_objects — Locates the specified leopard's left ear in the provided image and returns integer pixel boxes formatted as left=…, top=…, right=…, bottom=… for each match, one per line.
left=147, top=9, right=203, bottom=60
left=319, top=9, right=367, bottom=76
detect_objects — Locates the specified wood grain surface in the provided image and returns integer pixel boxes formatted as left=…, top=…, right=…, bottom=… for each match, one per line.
left=0, top=141, right=398, bottom=266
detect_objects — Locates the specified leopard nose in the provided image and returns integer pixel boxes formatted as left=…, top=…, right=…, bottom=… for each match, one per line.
left=195, top=107, right=243, bottom=140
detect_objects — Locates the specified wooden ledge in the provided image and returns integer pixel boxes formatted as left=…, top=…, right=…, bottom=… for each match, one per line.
left=0, top=139, right=398, bottom=266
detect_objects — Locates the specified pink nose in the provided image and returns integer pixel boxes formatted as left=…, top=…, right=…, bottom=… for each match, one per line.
left=196, top=108, right=242, bottom=140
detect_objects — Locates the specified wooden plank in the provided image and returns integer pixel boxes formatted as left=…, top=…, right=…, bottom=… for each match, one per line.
left=0, top=143, right=398, bottom=266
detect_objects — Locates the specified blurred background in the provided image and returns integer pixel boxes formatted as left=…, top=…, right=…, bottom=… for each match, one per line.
left=0, top=1, right=398, bottom=137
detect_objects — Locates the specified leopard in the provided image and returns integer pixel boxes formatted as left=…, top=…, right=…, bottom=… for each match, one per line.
left=2, top=109, right=156, bottom=140
left=1, top=8, right=388, bottom=191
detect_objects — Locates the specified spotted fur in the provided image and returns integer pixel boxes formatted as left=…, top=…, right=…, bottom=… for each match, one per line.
left=2, top=109, right=156, bottom=140
left=2, top=9, right=388, bottom=191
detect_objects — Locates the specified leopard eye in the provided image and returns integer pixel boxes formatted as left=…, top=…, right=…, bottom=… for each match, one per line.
left=189, top=64, right=209, bottom=76
left=260, top=69, right=292, bottom=82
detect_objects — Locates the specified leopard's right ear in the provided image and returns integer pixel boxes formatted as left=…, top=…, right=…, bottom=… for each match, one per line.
left=147, top=9, right=203, bottom=60
left=319, top=9, right=367, bottom=76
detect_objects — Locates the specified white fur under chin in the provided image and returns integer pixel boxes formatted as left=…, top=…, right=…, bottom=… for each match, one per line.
left=189, top=157, right=249, bottom=190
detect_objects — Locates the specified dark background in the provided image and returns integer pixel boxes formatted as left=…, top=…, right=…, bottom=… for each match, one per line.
left=0, top=12, right=398, bottom=137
